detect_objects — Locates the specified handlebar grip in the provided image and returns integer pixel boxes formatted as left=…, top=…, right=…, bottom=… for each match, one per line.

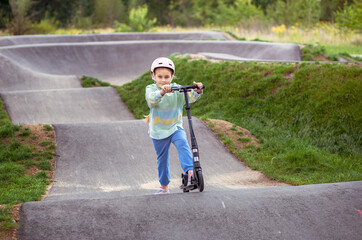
left=171, top=84, right=205, bottom=91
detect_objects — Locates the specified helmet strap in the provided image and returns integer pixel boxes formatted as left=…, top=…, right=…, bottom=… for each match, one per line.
left=151, top=72, right=156, bottom=81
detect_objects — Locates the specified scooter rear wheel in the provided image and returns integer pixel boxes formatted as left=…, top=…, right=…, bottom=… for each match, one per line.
left=197, top=171, right=204, bottom=192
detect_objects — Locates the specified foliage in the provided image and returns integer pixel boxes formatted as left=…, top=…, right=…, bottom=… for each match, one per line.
left=320, top=0, right=346, bottom=21
left=300, top=44, right=340, bottom=61
left=114, top=5, right=156, bottom=32
left=94, top=0, right=126, bottom=27
left=31, top=17, right=59, bottom=34
left=251, top=0, right=277, bottom=13
left=267, top=0, right=321, bottom=27
left=190, top=0, right=218, bottom=25
left=2, top=0, right=361, bottom=32
left=0, top=98, right=55, bottom=232
left=0, top=0, right=12, bottom=29
left=146, top=0, right=177, bottom=26
left=167, top=0, right=198, bottom=27
left=114, top=57, right=361, bottom=185
left=31, top=0, right=79, bottom=27
left=335, top=0, right=362, bottom=34
left=72, top=7, right=93, bottom=29
left=214, top=0, right=265, bottom=28
left=297, top=0, right=321, bottom=27
left=81, top=75, right=111, bottom=88
left=7, top=0, right=34, bottom=35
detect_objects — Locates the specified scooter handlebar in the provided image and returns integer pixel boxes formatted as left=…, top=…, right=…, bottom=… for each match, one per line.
left=171, top=84, right=205, bottom=92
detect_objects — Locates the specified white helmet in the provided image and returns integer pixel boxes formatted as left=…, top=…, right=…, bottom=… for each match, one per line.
left=150, top=57, right=175, bottom=81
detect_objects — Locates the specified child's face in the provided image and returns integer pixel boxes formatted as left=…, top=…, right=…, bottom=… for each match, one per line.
left=153, top=67, right=173, bottom=88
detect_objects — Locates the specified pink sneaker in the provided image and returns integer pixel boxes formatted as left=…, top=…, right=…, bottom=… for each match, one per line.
left=154, top=186, right=170, bottom=194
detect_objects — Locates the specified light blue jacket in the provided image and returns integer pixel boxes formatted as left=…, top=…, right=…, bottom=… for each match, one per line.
left=145, top=83, right=202, bottom=139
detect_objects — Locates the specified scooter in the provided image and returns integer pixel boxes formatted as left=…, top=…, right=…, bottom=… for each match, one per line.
left=171, top=84, right=205, bottom=192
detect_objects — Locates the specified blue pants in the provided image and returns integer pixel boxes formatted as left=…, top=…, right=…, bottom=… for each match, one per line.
left=152, top=127, right=193, bottom=186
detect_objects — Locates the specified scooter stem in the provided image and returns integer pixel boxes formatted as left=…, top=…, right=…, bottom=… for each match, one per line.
left=183, top=91, right=201, bottom=170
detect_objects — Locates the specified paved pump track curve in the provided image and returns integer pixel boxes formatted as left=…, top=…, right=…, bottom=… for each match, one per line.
left=0, top=32, right=360, bottom=240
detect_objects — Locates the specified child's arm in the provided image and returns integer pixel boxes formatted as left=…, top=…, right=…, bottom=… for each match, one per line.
left=193, top=81, right=203, bottom=94
left=146, top=85, right=163, bottom=108
left=187, top=81, right=203, bottom=104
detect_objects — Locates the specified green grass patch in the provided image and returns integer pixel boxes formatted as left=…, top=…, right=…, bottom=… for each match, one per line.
left=81, top=75, right=111, bottom=88
left=42, top=125, right=52, bottom=131
left=238, top=137, right=251, bottom=143
left=324, top=44, right=362, bottom=55
left=300, top=44, right=362, bottom=62
left=39, top=140, right=52, bottom=147
left=112, top=57, right=361, bottom=185
left=0, top=204, right=16, bottom=230
left=0, top=99, right=55, bottom=233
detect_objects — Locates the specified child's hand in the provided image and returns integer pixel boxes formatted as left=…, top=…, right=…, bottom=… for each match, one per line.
left=193, top=81, right=203, bottom=94
left=160, top=84, right=173, bottom=96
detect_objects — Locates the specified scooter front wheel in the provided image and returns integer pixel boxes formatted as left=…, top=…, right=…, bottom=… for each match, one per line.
left=197, top=170, right=204, bottom=192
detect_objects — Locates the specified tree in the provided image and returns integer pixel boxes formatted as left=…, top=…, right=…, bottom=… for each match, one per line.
left=31, top=0, right=79, bottom=27
left=114, top=5, right=156, bottom=31
left=295, top=0, right=321, bottom=27
left=146, top=0, right=172, bottom=25
left=167, top=0, right=195, bottom=27
left=267, top=0, right=320, bottom=26
left=214, top=0, right=264, bottom=27
left=94, top=0, right=126, bottom=26
left=320, top=0, right=345, bottom=22
left=191, top=0, right=219, bottom=25
left=335, top=0, right=362, bottom=33
left=251, top=0, right=277, bottom=13
left=0, top=0, right=11, bottom=29
left=266, top=0, right=294, bottom=25
left=7, top=0, right=34, bottom=35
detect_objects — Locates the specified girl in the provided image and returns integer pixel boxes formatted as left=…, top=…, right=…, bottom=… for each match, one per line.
left=145, top=57, right=203, bottom=194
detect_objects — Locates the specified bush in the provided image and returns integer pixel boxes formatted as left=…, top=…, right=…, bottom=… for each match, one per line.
left=72, top=9, right=93, bottom=29
left=31, top=18, right=58, bottom=34
left=114, top=5, right=156, bottom=32
left=336, top=0, right=362, bottom=34
left=94, top=0, right=126, bottom=27
left=214, top=0, right=265, bottom=27
left=266, top=0, right=321, bottom=27
left=7, top=0, right=33, bottom=35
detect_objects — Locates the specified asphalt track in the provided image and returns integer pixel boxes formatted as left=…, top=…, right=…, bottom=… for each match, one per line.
left=0, top=87, right=134, bottom=124
left=0, top=32, right=360, bottom=239
left=0, top=40, right=301, bottom=86
left=0, top=32, right=228, bottom=46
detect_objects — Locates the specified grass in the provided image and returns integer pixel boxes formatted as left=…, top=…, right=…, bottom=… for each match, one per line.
left=0, top=99, right=55, bottom=236
left=155, top=24, right=362, bottom=55
left=81, top=75, right=111, bottom=88
left=227, top=30, right=361, bottom=61
left=112, top=56, right=361, bottom=185
left=324, top=45, right=362, bottom=56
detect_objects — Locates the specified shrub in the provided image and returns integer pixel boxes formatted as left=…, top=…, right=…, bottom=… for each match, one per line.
left=114, top=5, right=156, bottom=32
left=31, top=17, right=58, bottom=34
left=335, top=0, right=362, bottom=34
left=7, top=0, right=33, bottom=35
left=94, top=0, right=126, bottom=27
